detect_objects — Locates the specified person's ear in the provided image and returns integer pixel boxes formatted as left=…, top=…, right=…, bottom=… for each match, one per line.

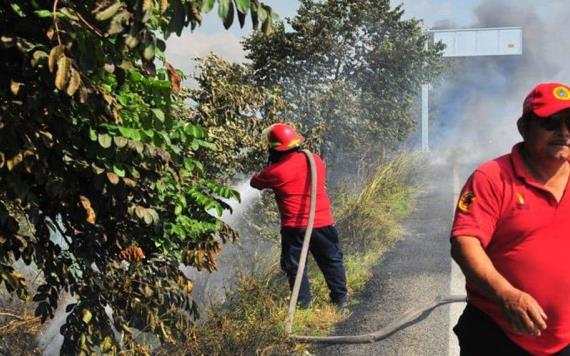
left=517, top=117, right=527, bottom=139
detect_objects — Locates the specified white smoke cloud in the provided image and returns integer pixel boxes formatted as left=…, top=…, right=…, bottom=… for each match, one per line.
left=184, top=178, right=276, bottom=311
left=428, top=0, right=570, bottom=166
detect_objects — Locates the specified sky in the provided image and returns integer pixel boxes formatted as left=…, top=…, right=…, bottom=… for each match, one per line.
left=164, top=0, right=570, bottom=77
left=165, top=0, right=482, bottom=73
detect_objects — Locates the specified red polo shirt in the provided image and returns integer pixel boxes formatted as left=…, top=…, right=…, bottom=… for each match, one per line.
left=451, top=142, right=570, bottom=355
left=250, top=151, right=334, bottom=228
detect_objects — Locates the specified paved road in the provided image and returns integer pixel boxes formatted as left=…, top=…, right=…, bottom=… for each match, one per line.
left=316, top=162, right=467, bottom=356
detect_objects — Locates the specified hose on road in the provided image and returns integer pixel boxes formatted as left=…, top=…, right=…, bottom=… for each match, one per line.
left=284, top=149, right=467, bottom=344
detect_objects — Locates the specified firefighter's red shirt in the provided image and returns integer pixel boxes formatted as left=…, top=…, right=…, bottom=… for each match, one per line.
left=250, top=151, right=334, bottom=228
left=451, top=142, right=570, bottom=355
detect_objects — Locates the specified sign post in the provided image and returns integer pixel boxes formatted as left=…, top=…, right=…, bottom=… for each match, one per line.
left=421, top=27, right=523, bottom=151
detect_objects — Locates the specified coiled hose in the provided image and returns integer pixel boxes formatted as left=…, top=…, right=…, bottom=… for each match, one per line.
left=284, top=149, right=466, bottom=344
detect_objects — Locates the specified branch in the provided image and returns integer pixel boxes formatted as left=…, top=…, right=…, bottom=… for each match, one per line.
left=52, top=0, right=62, bottom=45
left=76, top=11, right=103, bottom=38
left=0, top=312, right=25, bottom=320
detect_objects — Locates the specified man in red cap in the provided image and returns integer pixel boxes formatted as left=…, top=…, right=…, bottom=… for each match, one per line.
left=250, top=123, right=348, bottom=309
left=451, top=82, right=570, bottom=355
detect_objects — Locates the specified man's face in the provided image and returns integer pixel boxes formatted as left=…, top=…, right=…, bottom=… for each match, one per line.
left=522, top=109, right=570, bottom=164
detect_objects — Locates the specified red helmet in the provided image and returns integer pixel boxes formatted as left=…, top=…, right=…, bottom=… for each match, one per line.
left=264, top=123, right=304, bottom=151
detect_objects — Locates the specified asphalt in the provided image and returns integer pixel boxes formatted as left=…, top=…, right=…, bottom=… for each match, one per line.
left=315, top=163, right=463, bottom=356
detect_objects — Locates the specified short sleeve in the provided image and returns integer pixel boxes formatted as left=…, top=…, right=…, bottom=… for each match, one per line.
left=451, top=170, right=502, bottom=247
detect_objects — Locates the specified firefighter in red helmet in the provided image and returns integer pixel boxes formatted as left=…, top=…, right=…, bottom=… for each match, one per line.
left=250, top=123, right=348, bottom=309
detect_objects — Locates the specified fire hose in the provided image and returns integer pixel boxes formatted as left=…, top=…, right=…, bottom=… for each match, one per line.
left=284, top=149, right=466, bottom=344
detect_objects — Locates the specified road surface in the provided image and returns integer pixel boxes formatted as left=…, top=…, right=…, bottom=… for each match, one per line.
left=316, top=161, right=468, bottom=356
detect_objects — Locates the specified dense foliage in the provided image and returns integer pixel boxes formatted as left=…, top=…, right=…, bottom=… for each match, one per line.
left=0, top=0, right=275, bottom=353
left=181, top=54, right=325, bottom=183
left=244, top=0, right=445, bottom=174
left=184, top=54, right=287, bottom=181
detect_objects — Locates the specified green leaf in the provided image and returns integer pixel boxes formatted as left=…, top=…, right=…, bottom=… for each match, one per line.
left=118, top=127, right=141, bottom=141
left=98, top=134, right=112, bottom=148
left=261, top=11, right=272, bottom=35
left=202, top=0, right=215, bottom=13
left=184, top=124, right=205, bottom=138
left=89, top=129, right=98, bottom=141
left=31, top=50, right=49, bottom=66
left=34, top=10, right=52, bottom=18
left=151, top=108, right=165, bottom=122
left=257, top=3, right=267, bottom=22
left=235, top=0, right=250, bottom=14
left=143, top=43, right=155, bottom=61
left=250, top=2, right=258, bottom=28
left=82, top=309, right=92, bottom=324
left=222, top=1, right=234, bottom=29
left=10, top=4, right=25, bottom=17
left=218, top=0, right=230, bottom=21
left=112, top=165, right=126, bottom=177
left=198, top=139, right=216, bottom=150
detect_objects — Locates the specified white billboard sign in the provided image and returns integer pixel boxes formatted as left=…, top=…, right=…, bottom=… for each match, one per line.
left=432, top=27, right=523, bottom=57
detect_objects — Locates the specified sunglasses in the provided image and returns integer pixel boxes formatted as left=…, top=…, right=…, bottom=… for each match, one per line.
left=535, top=115, right=570, bottom=131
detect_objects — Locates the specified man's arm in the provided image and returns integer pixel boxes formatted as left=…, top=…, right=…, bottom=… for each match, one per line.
left=451, top=236, right=548, bottom=336
left=250, top=167, right=279, bottom=190
left=250, top=173, right=266, bottom=190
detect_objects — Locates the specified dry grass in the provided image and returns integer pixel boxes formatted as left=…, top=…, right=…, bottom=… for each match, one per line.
left=163, top=273, right=296, bottom=356
left=0, top=303, right=41, bottom=355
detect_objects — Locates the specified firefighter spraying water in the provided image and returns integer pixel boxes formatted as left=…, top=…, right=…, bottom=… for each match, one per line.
left=250, top=124, right=349, bottom=311
left=249, top=123, right=465, bottom=343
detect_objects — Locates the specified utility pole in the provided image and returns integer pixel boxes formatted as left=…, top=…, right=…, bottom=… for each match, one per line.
left=421, top=27, right=523, bottom=151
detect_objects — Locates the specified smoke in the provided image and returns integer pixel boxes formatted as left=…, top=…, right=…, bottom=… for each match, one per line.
left=182, top=178, right=277, bottom=311
left=429, top=0, right=570, bottom=166
left=35, top=293, right=75, bottom=355
left=219, top=179, right=262, bottom=225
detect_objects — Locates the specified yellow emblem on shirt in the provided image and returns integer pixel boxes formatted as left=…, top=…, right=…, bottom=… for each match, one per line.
left=458, top=191, right=476, bottom=213
left=516, top=193, right=525, bottom=206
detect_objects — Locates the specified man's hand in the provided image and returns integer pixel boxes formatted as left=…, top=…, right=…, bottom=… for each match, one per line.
left=499, top=287, right=547, bottom=336
left=451, top=236, right=548, bottom=336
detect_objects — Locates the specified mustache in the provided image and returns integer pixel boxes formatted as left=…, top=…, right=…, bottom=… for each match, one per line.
left=549, top=140, right=570, bottom=145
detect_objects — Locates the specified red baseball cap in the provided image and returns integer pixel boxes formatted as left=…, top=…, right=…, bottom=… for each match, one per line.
left=523, top=82, right=570, bottom=118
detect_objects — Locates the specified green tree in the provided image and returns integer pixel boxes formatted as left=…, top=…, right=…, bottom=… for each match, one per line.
left=244, top=0, right=445, bottom=175
left=0, top=0, right=274, bottom=353
left=184, top=54, right=286, bottom=181
left=184, top=53, right=324, bottom=182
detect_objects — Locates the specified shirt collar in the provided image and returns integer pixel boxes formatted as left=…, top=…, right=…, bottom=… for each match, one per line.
left=511, top=142, right=529, bottom=180
left=510, top=141, right=570, bottom=183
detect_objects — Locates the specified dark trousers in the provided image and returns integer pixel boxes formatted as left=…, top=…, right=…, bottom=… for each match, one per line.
left=454, top=304, right=570, bottom=356
left=280, top=225, right=347, bottom=306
